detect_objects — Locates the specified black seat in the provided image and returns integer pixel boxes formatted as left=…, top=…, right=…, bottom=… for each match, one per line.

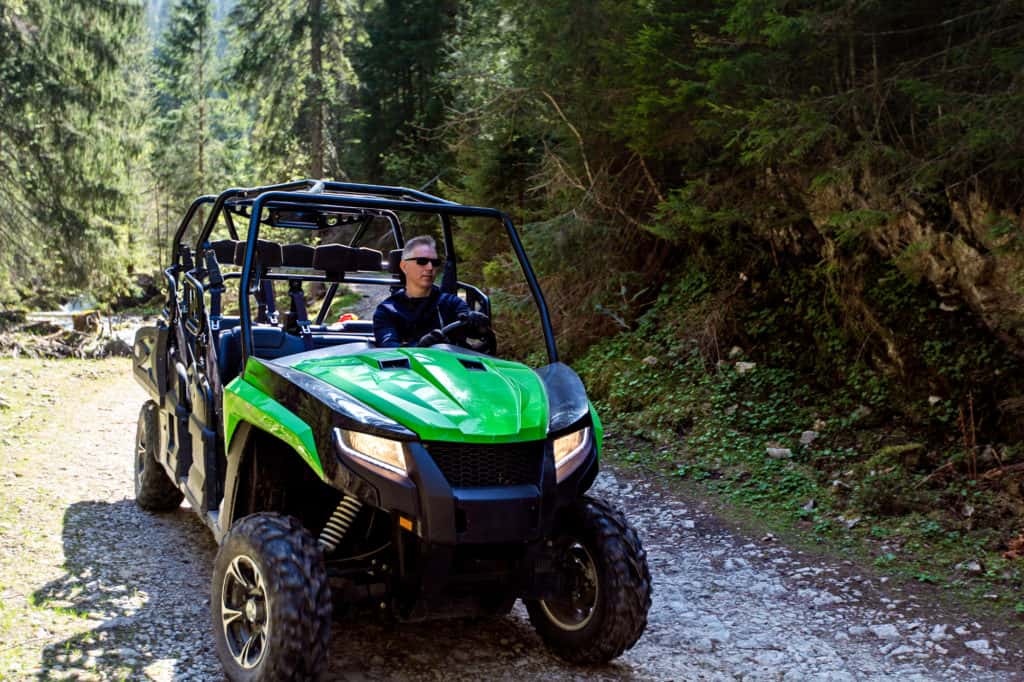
left=313, top=244, right=383, bottom=280
left=209, top=239, right=240, bottom=265
left=218, top=326, right=306, bottom=384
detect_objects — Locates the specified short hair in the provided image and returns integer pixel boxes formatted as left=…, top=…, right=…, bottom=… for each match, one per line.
left=402, top=235, right=437, bottom=259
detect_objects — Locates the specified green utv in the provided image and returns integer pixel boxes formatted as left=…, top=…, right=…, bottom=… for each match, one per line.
left=131, top=180, right=651, bottom=680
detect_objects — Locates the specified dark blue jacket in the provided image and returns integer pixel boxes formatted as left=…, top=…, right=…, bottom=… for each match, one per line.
left=373, top=285, right=469, bottom=347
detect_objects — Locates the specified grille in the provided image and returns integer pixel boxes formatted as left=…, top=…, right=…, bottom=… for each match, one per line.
left=423, top=441, right=544, bottom=488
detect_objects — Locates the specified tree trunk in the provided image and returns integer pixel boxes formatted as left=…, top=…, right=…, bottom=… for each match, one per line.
left=196, top=9, right=207, bottom=189
left=308, top=0, right=324, bottom=179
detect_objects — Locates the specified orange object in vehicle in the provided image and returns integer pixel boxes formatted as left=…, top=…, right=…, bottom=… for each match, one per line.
left=337, top=312, right=358, bottom=324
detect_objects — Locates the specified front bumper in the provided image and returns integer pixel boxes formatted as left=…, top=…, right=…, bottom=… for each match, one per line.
left=330, top=433, right=598, bottom=546
left=327, top=434, right=598, bottom=616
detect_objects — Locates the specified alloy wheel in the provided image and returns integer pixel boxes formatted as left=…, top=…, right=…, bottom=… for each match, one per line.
left=220, top=555, right=270, bottom=669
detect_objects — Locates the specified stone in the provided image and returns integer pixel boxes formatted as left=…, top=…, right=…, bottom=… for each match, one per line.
left=735, top=361, right=757, bottom=374
left=955, top=560, right=983, bottom=574
left=799, top=430, right=819, bottom=445
left=642, top=355, right=659, bottom=366
left=97, top=616, right=133, bottom=631
left=870, top=624, right=900, bottom=640
left=849, top=405, right=872, bottom=421
left=964, top=639, right=992, bottom=655
left=691, top=637, right=714, bottom=653
left=102, top=337, right=132, bottom=357
left=754, top=650, right=787, bottom=666
left=728, top=346, right=744, bottom=359
left=766, top=447, right=792, bottom=459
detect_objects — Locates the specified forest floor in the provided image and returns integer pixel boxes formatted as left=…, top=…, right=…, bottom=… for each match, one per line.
left=0, top=357, right=1022, bottom=680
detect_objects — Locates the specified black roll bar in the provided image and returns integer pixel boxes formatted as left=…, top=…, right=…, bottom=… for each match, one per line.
left=237, top=190, right=558, bottom=366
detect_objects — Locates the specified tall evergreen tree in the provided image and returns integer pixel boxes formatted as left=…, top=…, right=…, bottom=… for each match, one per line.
left=0, top=0, right=144, bottom=300
left=152, top=0, right=215, bottom=199
left=228, top=0, right=356, bottom=180
left=343, top=0, right=456, bottom=184
left=150, top=0, right=250, bottom=232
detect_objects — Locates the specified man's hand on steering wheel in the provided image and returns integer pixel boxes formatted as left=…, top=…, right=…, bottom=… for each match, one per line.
left=461, top=310, right=491, bottom=332
left=417, top=328, right=447, bottom=347
left=418, top=312, right=495, bottom=353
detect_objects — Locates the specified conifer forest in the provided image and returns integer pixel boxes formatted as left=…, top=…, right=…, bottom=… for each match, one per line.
left=4, top=0, right=1024, bottom=615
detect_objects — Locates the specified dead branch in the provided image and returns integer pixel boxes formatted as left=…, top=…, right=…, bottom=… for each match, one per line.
left=540, top=90, right=594, bottom=187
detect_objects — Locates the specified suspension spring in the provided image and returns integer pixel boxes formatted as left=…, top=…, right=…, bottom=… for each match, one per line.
left=318, top=496, right=363, bottom=553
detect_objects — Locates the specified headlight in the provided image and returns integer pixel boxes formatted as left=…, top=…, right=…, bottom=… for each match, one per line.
left=553, top=426, right=592, bottom=482
left=339, top=429, right=408, bottom=476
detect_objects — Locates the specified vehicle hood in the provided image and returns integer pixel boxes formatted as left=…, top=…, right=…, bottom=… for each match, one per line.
left=291, top=348, right=549, bottom=443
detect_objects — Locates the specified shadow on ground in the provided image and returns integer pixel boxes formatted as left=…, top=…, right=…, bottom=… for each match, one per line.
left=32, top=500, right=640, bottom=681
left=32, top=499, right=217, bottom=680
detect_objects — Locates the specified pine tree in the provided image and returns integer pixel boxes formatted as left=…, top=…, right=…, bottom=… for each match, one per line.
left=228, top=0, right=355, bottom=180
left=0, top=0, right=145, bottom=300
left=150, top=0, right=250, bottom=232
left=343, top=0, right=456, bottom=184
left=152, top=0, right=215, bottom=200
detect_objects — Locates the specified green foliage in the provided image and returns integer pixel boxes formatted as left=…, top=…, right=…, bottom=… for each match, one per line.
left=150, top=0, right=250, bottom=219
left=228, top=0, right=357, bottom=180
left=0, top=0, right=146, bottom=299
left=581, top=258, right=1024, bottom=619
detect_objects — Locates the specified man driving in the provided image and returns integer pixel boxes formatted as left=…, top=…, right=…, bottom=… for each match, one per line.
left=373, top=235, right=470, bottom=347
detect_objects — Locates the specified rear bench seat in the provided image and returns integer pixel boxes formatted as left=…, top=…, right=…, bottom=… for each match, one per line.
left=218, top=326, right=370, bottom=383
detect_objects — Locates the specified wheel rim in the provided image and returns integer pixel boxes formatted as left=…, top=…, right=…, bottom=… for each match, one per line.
left=539, top=541, right=599, bottom=631
left=221, top=555, right=270, bottom=669
left=135, top=419, right=148, bottom=482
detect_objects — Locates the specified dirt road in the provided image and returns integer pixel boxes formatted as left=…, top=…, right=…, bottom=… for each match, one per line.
left=0, top=358, right=1021, bottom=680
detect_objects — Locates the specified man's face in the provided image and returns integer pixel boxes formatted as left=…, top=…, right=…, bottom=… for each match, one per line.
left=400, top=244, right=440, bottom=295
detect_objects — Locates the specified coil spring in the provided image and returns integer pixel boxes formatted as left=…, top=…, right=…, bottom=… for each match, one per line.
left=318, top=496, right=363, bottom=553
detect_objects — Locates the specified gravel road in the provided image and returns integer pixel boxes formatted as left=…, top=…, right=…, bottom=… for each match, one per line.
left=0, top=358, right=1021, bottom=680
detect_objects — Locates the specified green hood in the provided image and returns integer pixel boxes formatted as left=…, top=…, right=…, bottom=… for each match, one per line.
left=292, top=348, right=549, bottom=443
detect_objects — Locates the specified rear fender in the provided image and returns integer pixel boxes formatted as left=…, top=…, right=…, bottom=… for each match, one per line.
left=132, top=324, right=169, bottom=400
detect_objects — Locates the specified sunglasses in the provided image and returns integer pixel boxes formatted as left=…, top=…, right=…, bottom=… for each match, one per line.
left=404, top=257, right=443, bottom=267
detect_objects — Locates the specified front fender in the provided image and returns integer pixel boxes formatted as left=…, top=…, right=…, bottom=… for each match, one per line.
left=223, top=377, right=325, bottom=480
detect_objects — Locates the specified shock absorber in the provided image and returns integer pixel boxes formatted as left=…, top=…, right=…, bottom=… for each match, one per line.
left=318, top=496, right=363, bottom=553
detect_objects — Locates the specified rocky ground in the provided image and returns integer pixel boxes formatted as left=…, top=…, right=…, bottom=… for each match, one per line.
left=0, top=358, right=1021, bottom=681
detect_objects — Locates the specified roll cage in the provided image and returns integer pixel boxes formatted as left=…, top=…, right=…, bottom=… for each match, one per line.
left=164, top=180, right=558, bottom=367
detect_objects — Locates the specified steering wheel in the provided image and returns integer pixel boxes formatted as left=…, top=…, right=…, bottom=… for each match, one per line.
left=419, top=313, right=497, bottom=355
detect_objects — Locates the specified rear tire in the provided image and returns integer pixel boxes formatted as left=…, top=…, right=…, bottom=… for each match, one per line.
left=134, top=400, right=183, bottom=511
left=526, top=496, right=651, bottom=663
left=211, top=513, right=332, bottom=681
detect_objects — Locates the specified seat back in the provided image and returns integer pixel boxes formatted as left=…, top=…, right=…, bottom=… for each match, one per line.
left=218, top=326, right=308, bottom=384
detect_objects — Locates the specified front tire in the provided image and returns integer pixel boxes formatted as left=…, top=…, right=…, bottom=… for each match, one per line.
left=134, top=400, right=183, bottom=511
left=211, top=513, right=332, bottom=681
left=526, top=496, right=651, bottom=663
